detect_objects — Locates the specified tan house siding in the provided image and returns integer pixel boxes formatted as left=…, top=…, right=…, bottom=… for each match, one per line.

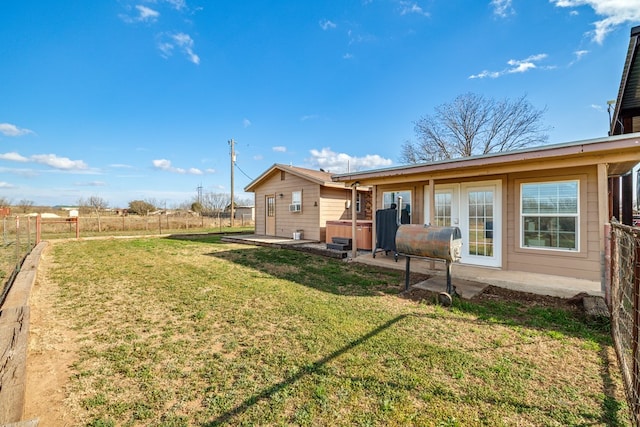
left=366, top=167, right=602, bottom=281
left=246, top=164, right=373, bottom=242
left=504, top=166, right=600, bottom=281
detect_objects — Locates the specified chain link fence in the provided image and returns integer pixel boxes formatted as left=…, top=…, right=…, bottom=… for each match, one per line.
left=609, top=221, right=640, bottom=426
left=0, top=216, right=38, bottom=305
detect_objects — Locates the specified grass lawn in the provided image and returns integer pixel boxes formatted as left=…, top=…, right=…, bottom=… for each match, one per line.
left=27, top=235, right=631, bottom=426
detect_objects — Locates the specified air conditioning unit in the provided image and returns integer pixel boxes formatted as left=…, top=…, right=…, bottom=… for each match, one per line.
left=289, top=203, right=301, bottom=212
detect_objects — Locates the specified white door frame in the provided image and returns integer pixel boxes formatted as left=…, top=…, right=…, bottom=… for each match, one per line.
left=424, top=180, right=502, bottom=267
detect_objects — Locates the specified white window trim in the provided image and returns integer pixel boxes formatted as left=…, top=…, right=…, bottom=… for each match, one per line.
left=519, top=180, right=580, bottom=252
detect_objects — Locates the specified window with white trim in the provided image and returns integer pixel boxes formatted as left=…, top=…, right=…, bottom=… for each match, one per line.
left=290, top=190, right=302, bottom=213
left=521, top=180, right=578, bottom=251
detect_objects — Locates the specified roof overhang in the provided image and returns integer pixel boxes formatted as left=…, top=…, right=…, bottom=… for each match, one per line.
left=333, top=133, right=640, bottom=185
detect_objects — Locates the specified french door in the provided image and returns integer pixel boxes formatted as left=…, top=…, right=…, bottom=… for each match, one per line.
left=425, top=180, right=502, bottom=267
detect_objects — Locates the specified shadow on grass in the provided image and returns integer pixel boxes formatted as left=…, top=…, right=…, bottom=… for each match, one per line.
left=202, top=314, right=409, bottom=426
left=207, top=245, right=405, bottom=297
left=168, top=234, right=629, bottom=424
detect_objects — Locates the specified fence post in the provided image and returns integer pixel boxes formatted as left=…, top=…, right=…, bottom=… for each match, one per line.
left=14, top=216, right=19, bottom=266
left=605, top=223, right=612, bottom=306
left=35, top=215, right=41, bottom=244
left=635, top=236, right=640, bottom=425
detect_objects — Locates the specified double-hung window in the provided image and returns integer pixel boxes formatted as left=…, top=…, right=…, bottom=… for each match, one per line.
left=521, top=180, right=578, bottom=251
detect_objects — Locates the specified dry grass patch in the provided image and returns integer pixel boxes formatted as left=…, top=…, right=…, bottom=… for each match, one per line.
left=25, top=235, right=631, bottom=426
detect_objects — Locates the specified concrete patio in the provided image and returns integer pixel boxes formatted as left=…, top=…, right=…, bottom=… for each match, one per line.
left=221, top=234, right=603, bottom=299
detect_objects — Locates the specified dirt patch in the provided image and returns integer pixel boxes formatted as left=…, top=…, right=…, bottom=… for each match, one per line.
left=402, top=283, right=585, bottom=313
left=23, top=244, right=80, bottom=426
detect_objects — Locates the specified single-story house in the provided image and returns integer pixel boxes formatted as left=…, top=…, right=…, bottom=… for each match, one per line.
left=245, top=164, right=372, bottom=243
left=330, top=25, right=640, bottom=288
left=333, top=135, right=640, bottom=284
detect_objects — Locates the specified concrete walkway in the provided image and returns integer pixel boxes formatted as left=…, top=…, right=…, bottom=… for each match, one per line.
left=353, top=251, right=603, bottom=299
left=222, top=234, right=603, bottom=299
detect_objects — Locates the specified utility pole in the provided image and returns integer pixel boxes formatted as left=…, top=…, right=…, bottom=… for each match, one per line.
left=229, top=138, right=235, bottom=227
left=196, top=184, right=202, bottom=205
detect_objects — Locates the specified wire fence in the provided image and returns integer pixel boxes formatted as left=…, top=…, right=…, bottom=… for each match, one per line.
left=0, top=216, right=38, bottom=305
left=609, top=221, right=640, bottom=426
left=0, top=213, right=255, bottom=305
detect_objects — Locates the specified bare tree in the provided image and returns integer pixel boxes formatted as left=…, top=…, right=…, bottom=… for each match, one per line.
left=401, top=93, right=549, bottom=163
left=17, top=199, right=34, bottom=213
left=201, top=192, right=230, bottom=217
left=79, top=196, right=109, bottom=232
left=0, top=197, right=12, bottom=208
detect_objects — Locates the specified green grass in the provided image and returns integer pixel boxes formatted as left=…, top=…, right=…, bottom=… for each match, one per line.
left=39, top=235, right=630, bottom=426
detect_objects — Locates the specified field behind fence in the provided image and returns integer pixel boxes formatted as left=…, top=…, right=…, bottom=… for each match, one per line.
left=0, top=213, right=254, bottom=302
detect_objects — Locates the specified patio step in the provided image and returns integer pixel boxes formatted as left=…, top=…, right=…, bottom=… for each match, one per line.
left=330, top=237, right=352, bottom=250
left=327, top=243, right=350, bottom=251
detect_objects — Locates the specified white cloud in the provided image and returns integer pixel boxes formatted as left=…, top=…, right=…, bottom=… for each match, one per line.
left=157, top=32, right=200, bottom=64
left=0, top=123, right=34, bottom=137
left=152, top=159, right=208, bottom=175
left=398, top=1, right=430, bottom=16
left=253, top=154, right=264, bottom=161
left=0, top=151, right=91, bottom=172
left=75, top=181, right=107, bottom=187
left=272, top=146, right=287, bottom=152
left=164, top=0, right=187, bottom=11
left=119, top=4, right=160, bottom=23
left=135, top=5, right=160, bottom=22
left=300, top=114, right=319, bottom=121
left=31, top=154, right=88, bottom=170
left=0, top=152, right=28, bottom=162
left=0, top=182, right=15, bottom=189
left=591, top=104, right=605, bottom=112
left=574, top=49, right=589, bottom=59
left=469, top=53, right=549, bottom=79
left=307, top=147, right=392, bottom=173
left=243, top=118, right=252, bottom=128
left=491, top=0, right=514, bottom=17
left=343, top=53, right=354, bottom=60
left=552, top=0, right=640, bottom=44
left=320, top=19, right=337, bottom=30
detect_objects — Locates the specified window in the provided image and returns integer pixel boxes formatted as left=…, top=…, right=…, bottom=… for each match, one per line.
left=290, top=190, right=302, bottom=212
left=434, top=191, right=452, bottom=226
left=382, top=190, right=411, bottom=224
left=356, top=193, right=361, bottom=213
left=521, top=181, right=578, bottom=251
left=267, top=196, right=275, bottom=217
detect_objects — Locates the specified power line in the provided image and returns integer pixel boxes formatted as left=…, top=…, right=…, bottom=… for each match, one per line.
left=234, top=161, right=254, bottom=181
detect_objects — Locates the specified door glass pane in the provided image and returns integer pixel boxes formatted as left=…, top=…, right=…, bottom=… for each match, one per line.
left=434, top=191, right=452, bottom=226
left=267, top=197, right=275, bottom=217
left=467, top=190, right=494, bottom=257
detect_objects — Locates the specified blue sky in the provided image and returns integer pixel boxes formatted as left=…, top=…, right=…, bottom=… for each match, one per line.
left=1, top=0, right=640, bottom=208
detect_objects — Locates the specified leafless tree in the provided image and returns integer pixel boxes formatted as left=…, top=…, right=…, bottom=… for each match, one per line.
left=0, top=197, right=12, bottom=208
left=201, top=192, right=230, bottom=217
left=17, top=199, right=34, bottom=213
left=79, top=196, right=109, bottom=232
left=400, top=93, right=549, bottom=163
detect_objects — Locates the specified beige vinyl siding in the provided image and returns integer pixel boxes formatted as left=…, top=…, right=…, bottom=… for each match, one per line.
left=252, top=171, right=321, bottom=240
left=506, top=166, right=600, bottom=281
left=319, top=187, right=351, bottom=241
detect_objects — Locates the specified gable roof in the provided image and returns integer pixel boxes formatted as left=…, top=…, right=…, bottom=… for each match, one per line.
left=611, top=25, right=640, bottom=135
left=244, top=164, right=345, bottom=192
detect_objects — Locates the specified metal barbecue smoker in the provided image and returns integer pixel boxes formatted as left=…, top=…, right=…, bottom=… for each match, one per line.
left=395, top=224, right=462, bottom=305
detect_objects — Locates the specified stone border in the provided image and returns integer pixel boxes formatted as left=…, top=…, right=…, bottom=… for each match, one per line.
left=0, top=242, right=47, bottom=426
